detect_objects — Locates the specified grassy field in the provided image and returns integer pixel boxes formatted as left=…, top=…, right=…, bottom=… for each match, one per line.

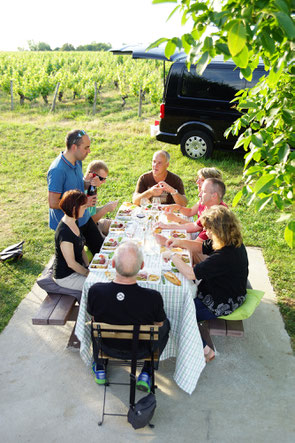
left=0, top=89, right=294, bottom=350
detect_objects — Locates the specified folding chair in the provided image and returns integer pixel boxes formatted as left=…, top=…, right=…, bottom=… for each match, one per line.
left=91, top=322, right=159, bottom=426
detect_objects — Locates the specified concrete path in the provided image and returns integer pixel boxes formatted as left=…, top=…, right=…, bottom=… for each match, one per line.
left=0, top=247, right=294, bottom=443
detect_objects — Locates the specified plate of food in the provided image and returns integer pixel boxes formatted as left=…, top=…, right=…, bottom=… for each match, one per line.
left=89, top=253, right=109, bottom=270
left=136, top=270, right=161, bottom=284
left=104, top=270, right=116, bottom=281
left=109, top=221, right=126, bottom=232
left=102, top=236, right=122, bottom=250
left=170, top=230, right=187, bottom=239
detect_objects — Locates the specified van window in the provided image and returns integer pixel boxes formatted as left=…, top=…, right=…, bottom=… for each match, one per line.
left=181, top=65, right=245, bottom=101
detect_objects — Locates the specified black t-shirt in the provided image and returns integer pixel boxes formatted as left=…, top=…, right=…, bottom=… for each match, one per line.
left=87, top=282, right=166, bottom=324
left=87, top=282, right=167, bottom=355
left=53, top=221, right=85, bottom=279
left=193, top=239, right=249, bottom=316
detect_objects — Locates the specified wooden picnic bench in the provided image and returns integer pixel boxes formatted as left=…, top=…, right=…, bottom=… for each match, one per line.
left=32, top=292, right=80, bottom=348
left=207, top=318, right=244, bottom=337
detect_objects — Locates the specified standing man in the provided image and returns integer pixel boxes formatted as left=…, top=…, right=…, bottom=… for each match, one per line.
left=133, top=150, right=187, bottom=206
left=87, top=241, right=170, bottom=392
left=47, top=129, right=103, bottom=255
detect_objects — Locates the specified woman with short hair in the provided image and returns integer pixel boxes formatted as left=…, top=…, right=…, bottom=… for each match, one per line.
left=162, top=205, right=249, bottom=362
left=53, top=189, right=90, bottom=294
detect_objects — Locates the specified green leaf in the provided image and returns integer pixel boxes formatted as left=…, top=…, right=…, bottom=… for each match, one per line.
left=260, top=30, right=276, bottom=54
left=274, top=12, right=295, bottom=40
left=215, top=43, right=231, bottom=57
left=232, top=45, right=249, bottom=68
left=284, top=221, right=295, bottom=249
left=274, top=0, right=290, bottom=14
left=240, top=66, right=252, bottom=81
left=153, top=0, right=177, bottom=3
left=165, top=40, right=177, bottom=59
left=282, top=109, right=293, bottom=125
left=255, top=196, right=272, bottom=211
left=167, top=5, right=181, bottom=22
left=228, top=21, right=247, bottom=57
left=147, top=38, right=168, bottom=50
left=251, top=133, right=264, bottom=147
left=195, top=51, right=210, bottom=75
left=232, top=189, right=243, bottom=207
left=273, top=194, right=285, bottom=210
left=254, top=175, right=275, bottom=195
left=277, top=144, right=290, bottom=163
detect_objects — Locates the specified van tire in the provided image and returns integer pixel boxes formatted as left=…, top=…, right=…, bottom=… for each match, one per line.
left=180, top=131, right=213, bottom=159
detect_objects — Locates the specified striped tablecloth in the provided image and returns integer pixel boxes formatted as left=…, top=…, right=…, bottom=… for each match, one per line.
left=75, top=207, right=206, bottom=395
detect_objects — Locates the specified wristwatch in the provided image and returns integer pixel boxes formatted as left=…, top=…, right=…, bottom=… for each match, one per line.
left=171, top=189, right=178, bottom=195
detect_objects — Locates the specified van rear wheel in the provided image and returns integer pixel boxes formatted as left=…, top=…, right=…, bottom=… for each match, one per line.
left=181, top=131, right=213, bottom=159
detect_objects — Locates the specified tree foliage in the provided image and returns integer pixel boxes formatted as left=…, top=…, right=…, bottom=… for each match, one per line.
left=152, top=0, right=295, bottom=248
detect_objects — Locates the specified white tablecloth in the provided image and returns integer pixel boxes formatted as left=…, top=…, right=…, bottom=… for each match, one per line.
left=75, top=207, right=205, bottom=394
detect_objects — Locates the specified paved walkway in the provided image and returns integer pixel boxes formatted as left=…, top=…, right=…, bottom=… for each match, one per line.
left=0, top=247, right=294, bottom=442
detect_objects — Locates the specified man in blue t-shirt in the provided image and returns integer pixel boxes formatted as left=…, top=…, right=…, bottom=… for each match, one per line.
left=47, top=129, right=103, bottom=255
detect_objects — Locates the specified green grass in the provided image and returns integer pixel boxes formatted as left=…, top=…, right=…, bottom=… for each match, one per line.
left=0, top=89, right=294, bottom=350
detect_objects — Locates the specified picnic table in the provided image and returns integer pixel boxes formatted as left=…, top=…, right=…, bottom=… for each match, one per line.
left=75, top=203, right=206, bottom=395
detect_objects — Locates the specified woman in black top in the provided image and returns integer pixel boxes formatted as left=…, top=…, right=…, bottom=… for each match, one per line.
left=53, top=189, right=90, bottom=293
left=163, top=205, right=248, bottom=362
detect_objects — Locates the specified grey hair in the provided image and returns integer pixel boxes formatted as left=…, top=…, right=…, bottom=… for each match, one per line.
left=198, top=167, right=222, bottom=180
left=153, top=150, right=170, bottom=162
left=113, top=241, right=143, bottom=277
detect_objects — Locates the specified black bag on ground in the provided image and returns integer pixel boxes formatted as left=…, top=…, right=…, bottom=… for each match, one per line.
left=127, top=325, right=157, bottom=429
left=0, top=241, right=24, bottom=262
left=127, top=393, right=156, bottom=430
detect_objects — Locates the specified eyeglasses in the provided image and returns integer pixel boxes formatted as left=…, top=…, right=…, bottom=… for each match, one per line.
left=93, top=173, right=107, bottom=182
left=72, top=130, right=86, bottom=145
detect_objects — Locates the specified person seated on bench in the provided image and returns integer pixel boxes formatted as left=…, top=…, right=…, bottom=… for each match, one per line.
left=162, top=205, right=248, bottom=362
left=87, top=241, right=170, bottom=392
left=53, top=189, right=90, bottom=292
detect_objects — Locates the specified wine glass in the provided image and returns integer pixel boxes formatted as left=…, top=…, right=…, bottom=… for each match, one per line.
left=140, top=197, right=149, bottom=208
left=152, top=197, right=161, bottom=205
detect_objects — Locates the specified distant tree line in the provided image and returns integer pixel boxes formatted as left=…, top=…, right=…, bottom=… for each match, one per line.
left=19, top=41, right=112, bottom=51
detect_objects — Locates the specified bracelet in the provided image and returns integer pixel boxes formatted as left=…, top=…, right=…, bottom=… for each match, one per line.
left=171, top=189, right=178, bottom=195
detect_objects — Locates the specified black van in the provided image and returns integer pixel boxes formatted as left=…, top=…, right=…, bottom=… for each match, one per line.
left=156, top=57, right=265, bottom=159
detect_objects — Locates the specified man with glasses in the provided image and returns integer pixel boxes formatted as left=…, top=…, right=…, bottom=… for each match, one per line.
left=84, top=159, right=118, bottom=236
left=47, top=129, right=103, bottom=255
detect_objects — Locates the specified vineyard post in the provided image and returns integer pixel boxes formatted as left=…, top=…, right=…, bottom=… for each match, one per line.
left=51, top=82, right=60, bottom=112
left=138, top=87, right=143, bottom=117
left=10, top=81, right=14, bottom=111
left=92, top=82, right=98, bottom=115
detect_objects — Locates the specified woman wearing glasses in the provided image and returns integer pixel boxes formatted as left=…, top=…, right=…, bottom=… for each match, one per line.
left=53, top=189, right=90, bottom=295
left=84, top=160, right=118, bottom=237
left=162, top=205, right=249, bottom=362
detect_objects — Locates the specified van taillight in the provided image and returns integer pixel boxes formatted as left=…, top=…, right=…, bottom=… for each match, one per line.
left=160, top=103, right=165, bottom=119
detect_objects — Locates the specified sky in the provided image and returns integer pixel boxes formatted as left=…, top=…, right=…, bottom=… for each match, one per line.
left=0, top=0, right=192, bottom=51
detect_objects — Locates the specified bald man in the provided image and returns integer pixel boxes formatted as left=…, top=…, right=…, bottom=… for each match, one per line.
left=87, top=241, right=170, bottom=392
left=133, top=150, right=187, bottom=206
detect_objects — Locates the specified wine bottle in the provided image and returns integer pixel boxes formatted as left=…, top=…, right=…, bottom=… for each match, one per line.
left=87, top=173, right=97, bottom=196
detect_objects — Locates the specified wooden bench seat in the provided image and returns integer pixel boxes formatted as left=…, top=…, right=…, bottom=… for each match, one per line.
left=32, top=293, right=78, bottom=326
left=207, top=318, right=244, bottom=337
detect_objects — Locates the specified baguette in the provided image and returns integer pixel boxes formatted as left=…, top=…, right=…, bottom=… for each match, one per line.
left=164, top=271, right=181, bottom=286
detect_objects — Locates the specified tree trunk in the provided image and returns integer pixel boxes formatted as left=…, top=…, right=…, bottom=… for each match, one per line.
left=121, top=95, right=128, bottom=108
left=10, top=80, right=14, bottom=111
left=50, top=82, right=60, bottom=112
left=92, top=82, right=98, bottom=115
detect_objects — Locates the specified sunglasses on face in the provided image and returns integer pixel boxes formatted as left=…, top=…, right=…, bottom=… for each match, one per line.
left=72, top=130, right=86, bottom=145
left=93, top=173, right=107, bottom=182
